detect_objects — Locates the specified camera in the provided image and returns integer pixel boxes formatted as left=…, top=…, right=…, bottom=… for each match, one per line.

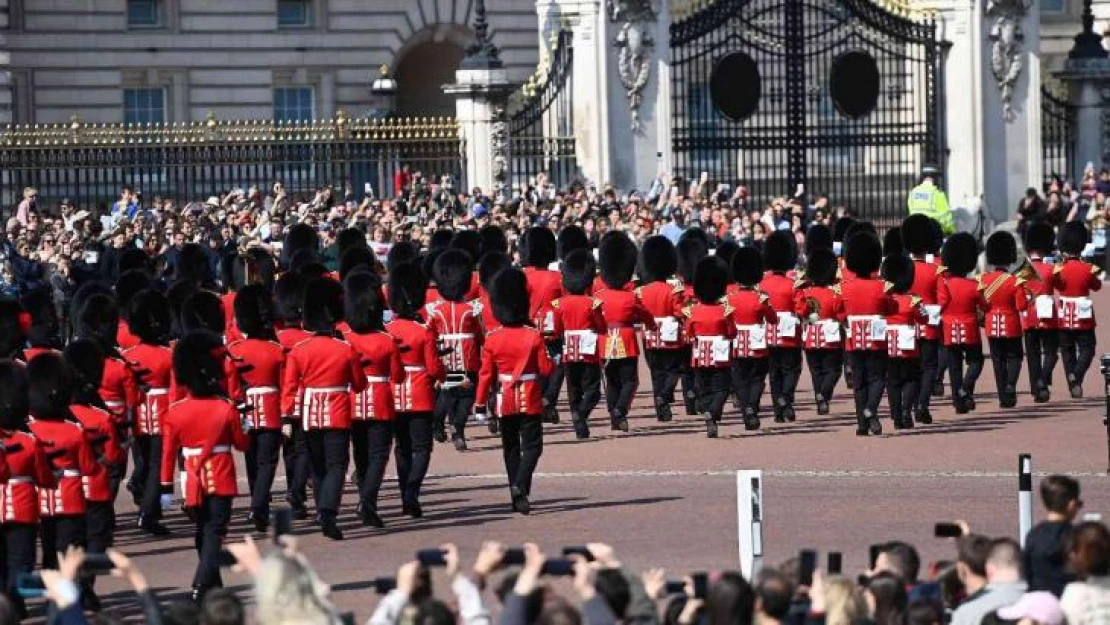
left=1100, top=354, right=1110, bottom=375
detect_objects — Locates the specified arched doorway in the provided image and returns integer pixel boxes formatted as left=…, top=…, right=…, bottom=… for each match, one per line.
left=394, top=25, right=471, bottom=117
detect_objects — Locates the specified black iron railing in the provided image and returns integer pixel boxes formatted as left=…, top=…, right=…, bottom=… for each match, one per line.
left=1041, top=84, right=1076, bottom=186
left=508, top=30, right=579, bottom=188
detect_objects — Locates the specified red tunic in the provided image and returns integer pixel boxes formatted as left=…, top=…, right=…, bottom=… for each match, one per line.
left=590, top=277, right=635, bottom=295
left=476, top=291, right=500, bottom=332
left=979, top=270, right=1029, bottom=339
left=794, top=285, right=841, bottom=350
left=938, top=276, right=986, bottom=346
left=221, top=292, right=244, bottom=343
left=728, top=289, right=775, bottom=358
left=161, top=397, right=249, bottom=507
left=760, top=272, right=802, bottom=349
left=475, top=326, right=554, bottom=416
left=1021, top=257, right=1058, bottom=331
left=29, top=418, right=101, bottom=516
left=0, top=430, right=52, bottom=524
left=886, top=294, right=926, bottom=358
left=226, top=338, right=285, bottom=430
left=911, top=258, right=944, bottom=341
left=99, top=356, right=139, bottom=424
left=523, top=267, right=563, bottom=339
left=551, top=295, right=606, bottom=364
left=596, top=287, right=655, bottom=360
left=124, top=343, right=174, bottom=435
left=70, top=404, right=122, bottom=503
left=685, top=301, right=737, bottom=368
left=281, top=336, right=367, bottom=429
left=1053, top=258, right=1102, bottom=330
left=467, top=273, right=481, bottom=301
left=424, top=299, right=483, bottom=373
left=116, top=320, right=141, bottom=351
left=343, top=329, right=405, bottom=421
left=637, top=280, right=687, bottom=350
left=835, top=278, right=894, bottom=351
left=277, top=327, right=313, bottom=352
left=385, top=319, right=445, bottom=413
left=23, top=347, right=60, bottom=362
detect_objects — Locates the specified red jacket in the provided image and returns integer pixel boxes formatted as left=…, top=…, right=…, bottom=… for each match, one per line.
left=23, top=347, right=60, bottom=362
left=835, top=278, right=894, bottom=351
left=728, top=289, right=775, bottom=358
left=99, top=355, right=139, bottom=425
left=760, top=272, right=801, bottom=348
left=980, top=270, right=1028, bottom=339
left=124, top=343, right=174, bottom=435
left=911, top=258, right=944, bottom=340
left=343, top=329, right=405, bottom=421
left=1053, top=258, right=1102, bottom=330
left=386, top=319, right=445, bottom=413
left=476, top=326, right=554, bottom=416
left=637, top=280, right=686, bottom=350
left=29, top=417, right=101, bottom=516
left=938, top=276, right=986, bottom=346
left=281, top=336, right=367, bottom=429
left=424, top=300, right=484, bottom=373
left=1021, top=257, right=1058, bottom=331
left=685, top=301, right=736, bottom=368
left=277, top=327, right=313, bottom=352
left=226, top=338, right=285, bottom=430
left=794, top=285, right=841, bottom=350
left=551, top=295, right=606, bottom=364
left=524, top=267, right=563, bottom=339
left=117, top=321, right=140, bottom=351
left=161, top=397, right=249, bottom=507
left=596, top=287, right=655, bottom=360
left=70, top=404, right=123, bottom=503
left=886, top=294, right=926, bottom=358
left=222, top=292, right=244, bottom=343
left=477, top=291, right=500, bottom=333
left=0, top=430, right=52, bottom=524
left=591, top=276, right=635, bottom=295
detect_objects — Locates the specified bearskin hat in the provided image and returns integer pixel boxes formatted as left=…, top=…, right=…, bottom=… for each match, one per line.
left=233, top=284, right=276, bottom=340
left=430, top=229, right=455, bottom=253
left=1059, top=220, right=1089, bottom=256
left=805, top=224, right=833, bottom=255
left=638, top=235, right=678, bottom=284
left=165, top=279, right=197, bottom=338
left=832, top=217, right=858, bottom=243
left=336, top=227, right=367, bottom=257
left=806, top=249, right=839, bottom=287
left=714, top=240, right=740, bottom=270
left=273, top=273, right=306, bottom=325
left=883, top=227, right=903, bottom=258
left=434, top=249, right=475, bottom=303
left=450, top=230, right=482, bottom=262
left=118, top=247, right=152, bottom=276
left=115, top=270, right=152, bottom=319
left=387, top=240, right=419, bottom=268
left=388, top=262, right=428, bottom=320
left=478, top=252, right=511, bottom=291
left=942, top=232, right=979, bottom=277
left=75, top=293, right=119, bottom=350
left=63, top=338, right=106, bottom=406
left=69, top=281, right=113, bottom=328
left=881, top=254, right=916, bottom=295
left=129, top=289, right=171, bottom=345
left=240, top=247, right=277, bottom=288
left=599, top=233, right=638, bottom=289
left=520, top=226, right=557, bottom=268
left=732, top=247, right=764, bottom=287
left=679, top=227, right=710, bottom=248
left=561, top=249, right=597, bottom=295
left=0, top=360, right=29, bottom=430
left=23, top=287, right=60, bottom=349
left=489, top=267, right=530, bottom=326
left=422, top=248, right=444, bottom=286
left=302, top=277, right=344, bottom=334
left=280, top=223, right=319, bottom=270
left=175, top=242, right=213, bottom=286
left=0, top=297, right=27, bottom=359
left=344, top=271, right=386, bottom=334
left=986, top=231, right=1018, bottom=267
left=557, top=225, right=590, bottom=261
left=763, top=230, right=798, bottom=273
left=478, top=225, right=508, bottom=256
left=694, top=256, right=730, bottom=304
left=900, top=214, right=937, bottom=256
left=677, top=235, right=709, bottom=284
left=172, top=330, right=226, bottom=397
left=339, top=246, right=376, bottom=282
left=845, top=231, right=883, bottom=277
left=1024, top=222, right=1057, bottom=255
left=27, top=351, right=72, bottom=420
left=289, top=248, right=326, bottom=279
left=844, top=221, right=877, bottom=243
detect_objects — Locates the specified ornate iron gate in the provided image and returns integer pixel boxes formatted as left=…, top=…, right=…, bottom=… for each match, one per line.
left=671, top=0, right=942, bottom=225
left=508, top=30, right=578, bottom=188
left=1041, top=84, right=1076, bottom=185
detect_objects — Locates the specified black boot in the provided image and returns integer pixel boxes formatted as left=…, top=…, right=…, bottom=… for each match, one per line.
left=781, top=405, right=796, bottom=422
left=865, top=409, right=882, bottom=435
left=914, top=407, right=933, bottom=425
left=855, top=412, right=869, bottom=436
left=453, top=434, right=468, bottom=451
left=247, top=510, right=269, bottom=533
left=684, top=391, right=698, bottom=415
left=1000, top=390, right=1017, bottom=408
left=402, top=499, right=423, bottom=519
left=964, top=391, right=977, bottom=411
left=742, top=407, right=760, bottom=431
left=706, top=417, right=719, bottom=438
left=321, top=517, right=344, bottom=541
left=433, top=421, right=448, bottom=443
left=543, top=403, right=560, bottom=424
left=657, top=401, right=673, bottom=423
left=773, top=402, right=785, bottom=424
left=815, top=395, right=830, bottom=415
left=487, top=415, right=500, bottom=434
left=358, top=503, right=385, bottom=528
left=572, top=413, right=591, bottom=439
left=1034, top=384, right=1051, bottom=403
left=892, top=410, right=906, bottom=430
left=953, top=391, right=969, bottom=414
left=1069, top=374, right=1083, bottom=399
left=510, top=486, right=531, bottom=515
left=137, top=514, right=169, bottom=536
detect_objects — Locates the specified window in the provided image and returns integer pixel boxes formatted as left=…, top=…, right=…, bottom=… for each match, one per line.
left=273, top=87, right=314, bottom=122
left=124, top=88, right=166, bottom=125
left=127, top=0, right=160, bottom=27
left=278, top=0, right=310, bottom=27
left=1040, top=0, right=1065, bottom=12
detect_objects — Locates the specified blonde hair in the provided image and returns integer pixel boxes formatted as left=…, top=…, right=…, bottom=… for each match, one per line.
left=254, top=551, right=342, bottom=625
left=823, top=575, right=867, bottom=625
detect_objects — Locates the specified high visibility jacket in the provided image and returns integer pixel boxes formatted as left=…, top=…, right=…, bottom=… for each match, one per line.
left=907, top=182, right=955, bottom=236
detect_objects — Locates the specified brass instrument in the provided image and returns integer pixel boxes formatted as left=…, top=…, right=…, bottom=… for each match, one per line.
left=1014, top=257, right=1041, bottom=283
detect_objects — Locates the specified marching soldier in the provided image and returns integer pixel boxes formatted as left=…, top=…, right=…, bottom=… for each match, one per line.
left=114, top=270, right=151, bottom=351
left=222, top=247, right=276, bottom=343
left=901, top=214, right=943, bottom=423
left=272, top=273, right=311, bottom=519
left=1054, top=220, right=1103, bottom=398
left=519, top=227, right=564, bottom=424
left=795, top=248, right=843, bottom=416
left=685, top=256, right=735, bottom=438
left=636, top=236, right=687, bottom=424
left=981, top=231, right=1028, bottom=408
left=882, top=253, right=924, bottom=430
left=728, top=247, right=775, bottom=430
left=23, top=288, right=63, bottom=362
left=475, top=252, right=512, bottom=436
left=475, top=267, right=554, bottom=514
left=835, top=231, right=890, bottom=436
left=676, top=232, right=709, bottom=415
left=761, top=230, right=803, bottom=422
left=938, top=232, right=986, bottom=414
left=1021, top=222, right=1059, bottom=403
left=550, top=250, right=606, bottom=439
left=428, top=249, right=484, bottom=450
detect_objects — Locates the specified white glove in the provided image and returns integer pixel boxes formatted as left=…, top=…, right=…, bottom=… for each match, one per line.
left=281, top=423, right=293, bottom=438
left=159, top=493, right=174, bottom=511
left=241, top=417, right=253, bottom=434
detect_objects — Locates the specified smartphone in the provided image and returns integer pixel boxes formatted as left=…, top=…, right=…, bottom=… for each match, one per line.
left=82, top=552, right=115, bottom=575
left=827, top=552, right=842, bottom=576
left=217, top=549, right=237, bottom=568
left=340, top=612, right=356, bottom=625
left=364, top=182, right=373, bottom=196
left=540, top=559, right=575, bottom=577
left=15, top=572, right=45, bottom=598
left=272, top=507, right=293, bottom=543
left=503, top=548, right=526, bottom=566
left=561, top=546, right=595, bottom=562
left=664, top=580, right=687, bottom=596
left=1083, top=513, right=1103, bottom=522
left=692, top=572, right=709, bottom=600
left=373, top=577, right=397, bottom=594
left=416, top=549, right=447, bottom=567
left=935, top=522, right=963, bottom=538
left=799, top=550, right=817, bottom=586
left=868, top=544, right=883, bottom=569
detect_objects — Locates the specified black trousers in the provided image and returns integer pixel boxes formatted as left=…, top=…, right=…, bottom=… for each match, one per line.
left=565, top=361, right=602, bottom=420
left=988, top=337, right=1024, bottom=396
left=695, top=368, right=732, bottom=421
left=732, top=358, right=769, bottom=413
left=435, top=372, right=477, bottom=439
left=918, top=338, right=941, bottom=408
left=1025, top=329, right=1060, bottom=391
left=86, top=501, right=115, bottom=555
left=542, top=341, right=564, bottom=408
left=40, top=515, right=86, bottom=569
left=768, top=347, right=802, bottom=407
left=500, top=415, right=543, bottom=495
left=805, top=349, right=843, bottom=402
left=887, top=357, right=921, bottom=417
left=282, top=421, right=311, bottom=511
left=304, top=429, right=350, bottom=519
left=192, top=495, right=232, bottom=590
left=946, top=344, right=985, bottom=396
left=679, top=347, right=698, bottom=409
left=355, top=420, right=394, bottom=512
left=1060, top=329, right=1097, bottom=386
left=130, top=434, right=163, bottom=521
left=1, top=523, right=37, bottom=615
left=604, top=358, right=639, bottom=417
left=245, top=429, right=282, bottom=518
left=645, top=349, right=684, bottom=405
left=395, top=411, right=433, bottom=504
left=848, top=350, right=887, bottom=416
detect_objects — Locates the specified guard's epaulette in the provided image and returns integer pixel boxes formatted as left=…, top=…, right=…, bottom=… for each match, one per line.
left=671, top=280, right=684, bottom=294
left=634, top=286, right=643, bottom=298
left=591, top=297, right=603, bottom=310
left=550, top=299, right=561, bottom=310
left=721, top=299, right=734, bottom=316
left=910, top=294, right=923, bottom=306
left=1055, top=263, right=1065, bottom=275
left=759, top=292, right=770, bottom=305
left=682, top=303, right=694, bottom=319
left=835, top=267, right=843, bottom=281
left=976, top=275, right=985, bottom=290
left=935, top=265, right=947, bottom=275
left=1092, top=263, right=1103, bottom=275
left=832, top=284, right=842, bottom=296
left=884, top=281, right=895, bottom=293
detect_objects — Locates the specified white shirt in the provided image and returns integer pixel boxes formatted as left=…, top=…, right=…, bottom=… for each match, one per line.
left=1061, top=576, right=1110, bottom=625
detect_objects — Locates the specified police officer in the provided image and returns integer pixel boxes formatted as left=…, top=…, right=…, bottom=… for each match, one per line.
left=907, top=166, right=955, bottom=237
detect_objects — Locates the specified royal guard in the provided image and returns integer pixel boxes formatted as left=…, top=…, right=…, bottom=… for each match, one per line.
left=520, top=227, right=564, bottom=424
left=636, top=236, right=687, bottom=424
left=479, top=224, right=509, bottom=258
left=714, top=241, right=740, bottom=295
left=938, top=232, right=986, bottom=414
left=804, top=223, right=834, bottom=260
left=676, top=233, right=710, bottom=415
left=901, top=214, right=944, bottom=423
left=123, top=289, right=175, bottom=535
left=835, top=231, right=891, bottom=435
left=279, top=222, right=319, bottom=273
left=795, top=248, right=843, bottom=416
left=386, top=262, right=445, bottom=519
left=115, top=270, right=152, bottom=350
left=1054, top=220, right=1103, bottom=398
left=761, top=230, right=803, bottom=422
left=981, top=231, right=1028, bottom=408
left=881, top=253, right=925, bottom=430
left=685, top=256, right=735, bottom=438
left=342, top=271, right=404, bottom=528
left=551, top=250, right=606, bottom=439
left=475, top=267, right=554, bottom=514
left=596, top=234, right=656, bottom=432
left=222, top=248, right=276, bottom=343
left=475, top=251, right=512, bottom=435
left=161, top=331, right=250, bottom=602
left=226, top=284, right=285, bottom=533
left=0, top=297, right=28, bottom=361
left=421, top=248, right=444, bottom=307
left=281, top=278, right=366, bottom=540
left=22, top=288, right=63, bottom=362
left=728, top=248, right=775, bottom=430
left=1021, top=222, right=1059, bottom=403
left=449, top=229, right=484, bottom=300
left=557, top=225, right=590, bottom=271
left=272, top=272, right=311, bottom=519
left=428, top=249, right=484, bottom=450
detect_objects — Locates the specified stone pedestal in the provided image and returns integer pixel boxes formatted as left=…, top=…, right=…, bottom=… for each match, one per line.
left=446, top=69, right=514, bottom=194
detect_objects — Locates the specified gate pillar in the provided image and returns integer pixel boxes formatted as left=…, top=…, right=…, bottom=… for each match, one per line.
left=1056, top=0, right=1109, bottom=180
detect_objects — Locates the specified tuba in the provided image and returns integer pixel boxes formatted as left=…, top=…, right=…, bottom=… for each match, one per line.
left=1014, top=257, right=1040, bottom=283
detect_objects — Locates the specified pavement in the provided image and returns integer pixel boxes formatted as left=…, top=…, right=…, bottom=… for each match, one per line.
left=39, top=288, right=1110, bottom=623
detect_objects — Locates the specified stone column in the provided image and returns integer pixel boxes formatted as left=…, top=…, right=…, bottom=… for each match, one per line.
left=445, top=70, right=514, bottom=193
left=935, top=0, right=985, bottom=218
left=1057, top=0, right=1110, bottom=175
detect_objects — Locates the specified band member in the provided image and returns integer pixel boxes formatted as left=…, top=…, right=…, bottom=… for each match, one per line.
left=761, top=230, right=803, bottom=422
left=596, top=234, right=655, bottom=432
left=428, top=249, right=483, bottom=450
left=1055, top=220, right=1103, bottom=398
left=226, top=284, right=285, bottom=533
left=161, top=331, right=250, bottom=602
left=124, top=289, right=174, bottom=535
left=115, top=270, right=152, bottom=350
left=882, top=253, right=924, bottom=430
left=23, top=288, right=63, bottom=362
left=836, top=231, right=890, bottom=435
left=386, top=263, right=445, bottom=519
left=519, top=227, right=563, bottom=424
left=795, top=248, right=842, bottom=415
left=676, top=233, right=710, bottom=415
left=729, top=247, right=775, bottom=430
left=636, top=236, right=687, bottom=423
left=281, top=278, right=366, bottom=540
left=222, top=247, right=277, bottom=343
left=938, top=232, right=986, bottom=414
left=449, top=230, right=485, bottom=301
left=685, top=256, right=735, bottom=438
left=551, top=250, right=606, bottom=439
left=900, top=214, right=943, bottom=423
left=832, top=216, right=857, bottom=259
left=273, top=273, right=311, bottom=519
left=557, top=225, right=590, bottom=271
left=0, top=297, right=27, bottom=361
left=981, top=231, right=1028, bottom=408
left=1021, top=222, right=1059, bottom=403
left=475, top=267, right=554, bottom=514
left=343, top=271, right=404, bottom=528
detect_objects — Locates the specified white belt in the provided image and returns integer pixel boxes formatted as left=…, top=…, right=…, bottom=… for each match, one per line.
left=304, top=386, right=348, bottom=394
left=103, top=400, right=124, bottom=407
left=1060, top=296, right=1091, bottom=304
left=653, top=317, right=676, bottom=324
left=735, top=324, right=762, bottom=332
left=499, top=374, right=537, bottom=382
left=246, top=386, right=278, bottom=396
left=7, top=476, right=33, bottom=484
left=888, top=324, right=913, bottom=333
left=146, top=388, right=169, bottom=397
left=365, top=375, right=390, bottom=383
left=848, top=315, right=881, bottom=323
left=439, top=333, right=474, bottom=340
left=56, top=469, right=81, bottom=478
left=404, top=366, right=425, bottom=372
left=697, top=335, right=724, bottom=342
left=182, top=444, right=231, bottom=458
left=564, top=330, right=594, bottom=337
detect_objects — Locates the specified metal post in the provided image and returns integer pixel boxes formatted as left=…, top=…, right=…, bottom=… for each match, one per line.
left=1019, top=454, right=1033, bottom=548
left=736, top=470, right=764, bottom=580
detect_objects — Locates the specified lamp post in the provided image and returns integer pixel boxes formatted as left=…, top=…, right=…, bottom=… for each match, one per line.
left=369, top=64, right=398, bottom=118
left=460, top=0, right=503, bottom=70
